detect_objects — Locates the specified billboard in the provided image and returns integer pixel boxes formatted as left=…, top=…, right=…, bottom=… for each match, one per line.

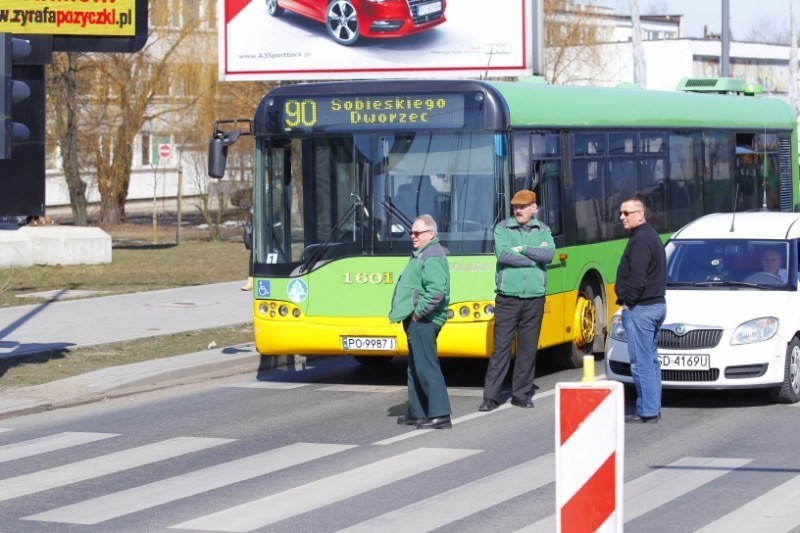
left=0, top=0, right=137, bottom=37
left=220, top=0, right=534, bottom=81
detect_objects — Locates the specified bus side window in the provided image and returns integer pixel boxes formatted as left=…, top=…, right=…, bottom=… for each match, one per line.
left=534, top=159, right=562, bottom=236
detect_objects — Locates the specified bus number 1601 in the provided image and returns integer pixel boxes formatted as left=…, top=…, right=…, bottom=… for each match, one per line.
left=343, top=272, right=394, bottom=284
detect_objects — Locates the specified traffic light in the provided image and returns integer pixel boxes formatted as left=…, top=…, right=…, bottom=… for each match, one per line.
left=1, top=33, right=32, bottom=160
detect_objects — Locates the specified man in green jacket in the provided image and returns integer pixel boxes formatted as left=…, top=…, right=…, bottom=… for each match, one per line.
left=480, top=190, right=555, bottom=411
left=389, top=214, right=452, bottom=429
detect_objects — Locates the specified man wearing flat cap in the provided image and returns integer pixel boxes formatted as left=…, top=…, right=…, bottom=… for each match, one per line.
left=479, top=189, right=555, bottom=411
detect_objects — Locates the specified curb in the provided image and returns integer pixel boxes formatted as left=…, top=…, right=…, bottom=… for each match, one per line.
left=0, top=343, right=267, bottom=420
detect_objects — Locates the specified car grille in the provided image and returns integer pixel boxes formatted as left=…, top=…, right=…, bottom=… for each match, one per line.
left=407, top=0, right=444, bottom=24
left=608, top=361, right=720, bottom=382
left=658, top=328, right=722, bottom=350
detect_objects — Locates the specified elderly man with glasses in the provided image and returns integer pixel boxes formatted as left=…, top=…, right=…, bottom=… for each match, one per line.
left=615, top=197, right=667, bottom=423
left=389, top=214, right=453, bottom=429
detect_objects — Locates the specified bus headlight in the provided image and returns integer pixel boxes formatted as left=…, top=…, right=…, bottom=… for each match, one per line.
left=731, top=317, right=779, bottom=345
left=258, top=303, right=269, bottom=315
left=279, top=305, right=289, bottom=317
left=459, top=306, right=470, bottom=318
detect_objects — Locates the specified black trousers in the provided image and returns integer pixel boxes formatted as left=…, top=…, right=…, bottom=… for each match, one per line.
left=483, top=294, right=545, bottom=402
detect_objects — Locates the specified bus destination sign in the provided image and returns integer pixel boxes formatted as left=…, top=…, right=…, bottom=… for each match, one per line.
left=278, top=94, right=466, bottom=132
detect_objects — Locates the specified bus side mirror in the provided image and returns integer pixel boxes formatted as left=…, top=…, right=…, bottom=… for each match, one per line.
left=207, top=118, right=252, bottom=179
left=208, top=129, right=241, bottom=179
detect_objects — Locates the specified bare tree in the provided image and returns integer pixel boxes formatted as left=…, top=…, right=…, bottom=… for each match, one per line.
left=544, top=0, right=611, bottom=84
left=51, top=3, right=211, bottom=224
left=47, top=52, right=88, bottom=226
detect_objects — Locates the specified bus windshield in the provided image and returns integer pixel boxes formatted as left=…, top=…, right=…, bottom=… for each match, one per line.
left=259, top=130, right=502, bottom=273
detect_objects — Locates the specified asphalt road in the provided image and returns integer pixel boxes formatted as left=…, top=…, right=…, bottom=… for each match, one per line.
left=1, top=356, right=799, bottom=532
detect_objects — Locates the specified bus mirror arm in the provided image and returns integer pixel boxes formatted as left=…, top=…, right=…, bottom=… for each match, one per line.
left=207, top=119, right=253, bottom=179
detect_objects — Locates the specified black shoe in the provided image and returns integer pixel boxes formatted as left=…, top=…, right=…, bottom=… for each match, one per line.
left=625, top=413, right=660, bottom=423
left=416, top=416, right=452, bottom=429
left=478, top=399, right=499, bottom=412
left=396, top=415, right=422, bottom=426
left=510, top=397, right=535, bottom=408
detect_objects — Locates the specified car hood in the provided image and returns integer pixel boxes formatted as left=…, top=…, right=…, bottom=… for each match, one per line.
left=663, top=289, right=792, bottom=328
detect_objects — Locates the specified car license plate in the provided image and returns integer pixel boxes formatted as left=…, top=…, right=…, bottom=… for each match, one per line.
left=417, top=2, right=442, bottom=16
left=342, top=337, right=397, bottom=351
left=658, top=353, right=710, bottom=370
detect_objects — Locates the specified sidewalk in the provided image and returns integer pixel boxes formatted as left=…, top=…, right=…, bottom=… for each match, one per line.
left=0, top=282, right=263, bottom=419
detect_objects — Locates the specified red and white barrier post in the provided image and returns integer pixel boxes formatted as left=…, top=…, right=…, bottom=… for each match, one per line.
left=555, top=364, right=624, bottom=532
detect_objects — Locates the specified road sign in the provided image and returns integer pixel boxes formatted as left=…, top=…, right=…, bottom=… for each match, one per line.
left=158, top=143, right=171, bottom=160
left=556, top=381, right=624, bottom=532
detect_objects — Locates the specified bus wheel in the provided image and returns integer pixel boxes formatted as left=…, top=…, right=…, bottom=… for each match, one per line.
left=560, top=282, right=602, bottom=369
left=353, top=355, right=394, bottom=366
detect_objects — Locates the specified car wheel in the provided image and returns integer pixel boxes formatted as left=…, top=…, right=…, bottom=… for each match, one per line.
left=771, top=337, right=800, bottom=403
left=326, top=0, right=360, bottom=46
left=266, top=0, right=283, bottom=16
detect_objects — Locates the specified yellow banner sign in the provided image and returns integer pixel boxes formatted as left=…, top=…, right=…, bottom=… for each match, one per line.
left=0, top=0, right=137, bottom=37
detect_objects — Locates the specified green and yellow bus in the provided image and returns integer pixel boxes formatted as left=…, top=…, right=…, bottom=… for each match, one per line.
left=208, top=77, right=798, bottom=368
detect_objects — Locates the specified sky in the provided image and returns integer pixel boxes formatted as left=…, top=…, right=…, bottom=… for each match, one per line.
left=606, top=0, right=795, bottom=40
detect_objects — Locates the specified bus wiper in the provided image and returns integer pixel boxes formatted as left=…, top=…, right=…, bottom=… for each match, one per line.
left=380, top=199, right=413, bottom=232
left=299, top=196, right=363, bottom=274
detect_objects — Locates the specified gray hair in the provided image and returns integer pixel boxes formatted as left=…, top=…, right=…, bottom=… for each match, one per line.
left=415, top=214, right=437, bottom=235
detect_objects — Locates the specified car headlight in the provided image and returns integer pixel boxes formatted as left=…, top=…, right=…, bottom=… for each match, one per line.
left=609, top=314, right=627, bottom=342
left=730, top=317, right=779, bottom=345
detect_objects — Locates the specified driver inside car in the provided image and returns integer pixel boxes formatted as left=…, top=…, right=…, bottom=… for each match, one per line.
left=761, top=249, right=788, bottom=283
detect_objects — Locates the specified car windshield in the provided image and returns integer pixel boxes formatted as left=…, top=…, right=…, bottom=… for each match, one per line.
left=665, top=239, right=793, bottom=289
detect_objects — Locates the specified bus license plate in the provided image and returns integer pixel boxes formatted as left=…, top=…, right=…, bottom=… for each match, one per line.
left=342, top=337, right=397, bottom=351
left=658, top=354, right=710, bottom=370
left=417, top=2, right=442, bottom=16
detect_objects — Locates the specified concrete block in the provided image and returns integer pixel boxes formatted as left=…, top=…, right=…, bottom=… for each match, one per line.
left=0, top=230, right=34, bottom=268
left=18, top=226, right=112, bottom=266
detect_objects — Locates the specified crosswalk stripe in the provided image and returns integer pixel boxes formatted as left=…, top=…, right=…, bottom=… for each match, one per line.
left=516, top=456, right=752, bottom=532
left=695, top=472, right=800, bottom=532
left=335, top=452, right=555, bottom=533
left=170, top=447, right=482, bottom=532
left=0, top=432, right=118, bottom=464
left=0, top=428, right=12, bottom=433
left=23, top=442, right=355, bottom=525
left=0, top=436, right=233, bottom=503
left=223, top=382, right=308, bottom=389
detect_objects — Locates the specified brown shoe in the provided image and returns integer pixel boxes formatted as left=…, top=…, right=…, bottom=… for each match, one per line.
left=240, top=277, right=253, bottom=291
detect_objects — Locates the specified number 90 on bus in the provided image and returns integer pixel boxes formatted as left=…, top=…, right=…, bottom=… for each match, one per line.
left=283, top=99, right=317, bottom=128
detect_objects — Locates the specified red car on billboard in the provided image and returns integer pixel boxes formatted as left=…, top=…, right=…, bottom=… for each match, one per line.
left=266, top=0, right=446, bottom=46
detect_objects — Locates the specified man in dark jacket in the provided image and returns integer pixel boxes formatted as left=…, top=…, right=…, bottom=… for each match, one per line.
left=615, top=197, right=667, bottom=423
left=479, top=190, right=555, bottom=412
left=389, top=214, right=452, bottom=429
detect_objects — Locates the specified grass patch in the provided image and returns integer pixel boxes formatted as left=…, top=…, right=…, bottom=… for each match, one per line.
left=0, top=229, right=250, bottom=308
left=0, top=324, right=254, bottom=389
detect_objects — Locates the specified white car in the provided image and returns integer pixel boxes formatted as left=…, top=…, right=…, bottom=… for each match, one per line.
left=605, top=211, right=800, bottom=403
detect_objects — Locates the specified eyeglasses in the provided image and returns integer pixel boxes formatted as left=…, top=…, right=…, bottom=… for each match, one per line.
left=409, top=229, right=432, bottom=238
left=619, top=210, right=642, bottom=217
